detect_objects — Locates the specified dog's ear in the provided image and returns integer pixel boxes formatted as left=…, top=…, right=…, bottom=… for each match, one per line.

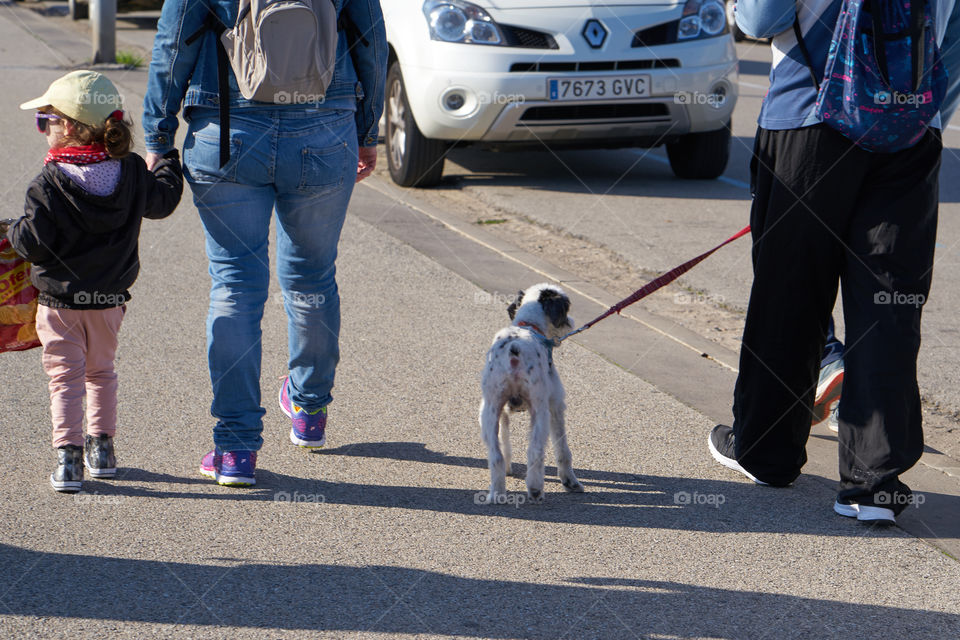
left=507, top=289, right=524, bottom=320
left=538, top=288, right=570, bottom=328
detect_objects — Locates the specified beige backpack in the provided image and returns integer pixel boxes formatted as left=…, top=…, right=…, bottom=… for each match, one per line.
left=221, top=0, right=338, bottom=104
left=186, top=0, right=341, bottom=166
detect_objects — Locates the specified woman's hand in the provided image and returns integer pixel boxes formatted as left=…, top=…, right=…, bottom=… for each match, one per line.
left=356, top=146, right=377, bottom=183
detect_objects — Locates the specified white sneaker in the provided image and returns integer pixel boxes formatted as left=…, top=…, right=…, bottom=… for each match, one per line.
left=833, top=499, right=896, bottom=524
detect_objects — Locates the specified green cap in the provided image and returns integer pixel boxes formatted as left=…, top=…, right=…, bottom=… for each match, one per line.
left=20, top=70, right=123, bottom=127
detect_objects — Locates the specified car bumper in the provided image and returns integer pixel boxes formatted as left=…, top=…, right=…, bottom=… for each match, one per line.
left=394, top=28, right=737, bottom=144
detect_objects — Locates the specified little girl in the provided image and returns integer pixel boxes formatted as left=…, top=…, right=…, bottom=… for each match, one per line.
left=6, top=70, right=183, bottom=492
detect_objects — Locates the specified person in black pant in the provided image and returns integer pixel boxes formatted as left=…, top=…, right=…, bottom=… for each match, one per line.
left=808, top=5, right=960, bottom=434
left=710, top=125, right=940, bottom=525
left=710, top=0, right=954, bottom=526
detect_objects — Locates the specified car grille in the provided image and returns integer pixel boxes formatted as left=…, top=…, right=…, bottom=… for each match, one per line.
left=501, top=25, right=559, bottom=49
left=519, top=103, right=671, bottom=122
left=632, top=23, right=678, bottom=47
left=509, top=59, right=681, bottom=73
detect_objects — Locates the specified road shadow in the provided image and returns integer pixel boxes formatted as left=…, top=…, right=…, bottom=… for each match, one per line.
left=437, top=142, right=755, bottom=201
left=437, top=138, right=960, bottom=204
left=26, top=4, right=69, bottom=17
left=116, top=15, right=161, bottom=30
left=75, top=443, right=960, bottom=541
left=0, top=542, right=957, bottom=636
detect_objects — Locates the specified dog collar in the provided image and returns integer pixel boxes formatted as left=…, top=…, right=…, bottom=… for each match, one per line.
left=516, top=320, right=558, bottom=365
left=516, top=321, right=546, bottom=336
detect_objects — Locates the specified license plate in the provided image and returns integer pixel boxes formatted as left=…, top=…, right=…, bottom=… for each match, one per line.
left=548, top=75, right=650, bottom=101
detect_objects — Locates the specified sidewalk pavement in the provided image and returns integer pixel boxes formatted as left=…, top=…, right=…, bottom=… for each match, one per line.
left=1, top=3, right=959, bottom=638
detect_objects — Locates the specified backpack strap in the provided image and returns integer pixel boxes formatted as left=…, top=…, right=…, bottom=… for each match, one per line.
left=910, top=0, right=926, bottom=92
left=870, top=0, right=891, bottom=87
left=186, top=10, right=232, bottom=168
left=214, top=34, right=231, bottom=168
left=868, top=0, right=927, bottom=92
left=792, top=13, right=821, bottom=92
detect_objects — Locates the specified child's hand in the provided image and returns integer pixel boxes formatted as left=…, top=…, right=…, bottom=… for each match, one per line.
left=146, top=152, right=164, bottom=171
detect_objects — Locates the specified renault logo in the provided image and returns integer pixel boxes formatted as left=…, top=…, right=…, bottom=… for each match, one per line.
left=582, top=19, right=608, bottom=49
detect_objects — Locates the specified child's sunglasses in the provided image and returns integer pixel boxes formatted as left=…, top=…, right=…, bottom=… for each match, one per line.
left=35, top=113, right=61, bottom=133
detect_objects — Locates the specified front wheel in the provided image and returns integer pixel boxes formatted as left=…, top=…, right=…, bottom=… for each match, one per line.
left=666, top=124, right=731, bottom=180
left=385, top=61, right=447, bottom=188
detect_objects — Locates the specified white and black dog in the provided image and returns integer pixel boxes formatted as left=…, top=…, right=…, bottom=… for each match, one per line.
left=479, top=283, right=584, bottom=503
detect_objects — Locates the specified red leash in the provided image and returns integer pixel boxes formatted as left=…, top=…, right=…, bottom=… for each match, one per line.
left=557, top=224, right=752, bottom=343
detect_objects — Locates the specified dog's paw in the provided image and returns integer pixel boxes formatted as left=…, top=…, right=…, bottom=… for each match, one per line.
left=561, top=477, right=585, bottom=493
left=526, top=488, right=544, bottom=503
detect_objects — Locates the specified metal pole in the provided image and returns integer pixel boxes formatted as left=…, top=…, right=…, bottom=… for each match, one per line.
left=91, top=0, right=116, bottom=64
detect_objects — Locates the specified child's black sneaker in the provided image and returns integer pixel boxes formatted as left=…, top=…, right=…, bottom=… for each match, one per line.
left=84, top=434, right=117, bottom=479
left=50, top=445, right=84, bottom=493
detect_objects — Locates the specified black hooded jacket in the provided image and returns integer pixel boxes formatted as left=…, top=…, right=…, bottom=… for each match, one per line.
left=8, top=150, right=182, bottom=309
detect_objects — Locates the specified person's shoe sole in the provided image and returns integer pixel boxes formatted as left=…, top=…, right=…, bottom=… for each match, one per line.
left=812, top=369, right=843, bottom=425
left=199, top=465, right=217, bottom=480
left=289, top=428, right=325, bottom=448
left=707, top=430, right=768, bottom=485
left=50, top=475, right=81, bottom=493
left=84, top=461, right=116, bottom=479
left=833, top=501, right=859, bottom=517
left=833, top=500, right=896, bottom=524
left=216, top=474, right=255, bottom=487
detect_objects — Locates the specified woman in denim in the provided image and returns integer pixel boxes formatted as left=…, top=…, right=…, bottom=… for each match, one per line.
left=143, top=0, right=386, bottom=486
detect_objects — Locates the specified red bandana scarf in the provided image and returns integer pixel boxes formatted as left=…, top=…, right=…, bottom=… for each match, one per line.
left=45, top=143, right=110, bottom=165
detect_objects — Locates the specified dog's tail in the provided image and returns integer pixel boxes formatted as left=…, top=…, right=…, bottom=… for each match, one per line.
left=509, top=344, right=521, bottom=369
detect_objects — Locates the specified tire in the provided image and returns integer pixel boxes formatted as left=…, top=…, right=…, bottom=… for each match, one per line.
left=726, top=0, right=746, bottom=41
left=666, top=124, right=731, bottom=180
left=385, top=61, right=447, bottom=188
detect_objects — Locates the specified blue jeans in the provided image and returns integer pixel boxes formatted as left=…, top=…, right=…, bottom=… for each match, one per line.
left=821, top=317, right=844, bottom=368
left=184, top=107, right=358, bottom=452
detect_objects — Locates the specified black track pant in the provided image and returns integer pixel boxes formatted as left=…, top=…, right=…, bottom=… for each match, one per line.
left=732, top=124, right=941, bottom=513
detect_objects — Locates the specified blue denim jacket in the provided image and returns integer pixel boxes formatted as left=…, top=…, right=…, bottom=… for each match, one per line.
left=142, top=0, right=386, bottom=154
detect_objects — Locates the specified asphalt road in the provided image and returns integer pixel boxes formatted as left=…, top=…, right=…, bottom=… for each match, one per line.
left=1, top=4, right=959, bottom=639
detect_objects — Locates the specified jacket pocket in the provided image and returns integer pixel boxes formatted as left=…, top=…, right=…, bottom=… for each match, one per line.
left=298, top=141, right=350, bottom=194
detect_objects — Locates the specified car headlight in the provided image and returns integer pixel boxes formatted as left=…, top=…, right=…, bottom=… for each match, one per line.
left=678, top=0, right=727, bottom=40
left=423, top=0, right=504, bottom=45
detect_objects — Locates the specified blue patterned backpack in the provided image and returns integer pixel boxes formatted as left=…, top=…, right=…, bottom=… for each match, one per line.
left=793, top=0, right=948, bottom=152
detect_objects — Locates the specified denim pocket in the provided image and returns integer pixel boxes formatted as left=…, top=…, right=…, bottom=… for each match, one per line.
left=184, top=129, right=242, bottom=184
left=298, top=142, right=350, bottom=193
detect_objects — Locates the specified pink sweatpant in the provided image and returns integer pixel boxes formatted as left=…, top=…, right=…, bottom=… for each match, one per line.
left=35, top=305, right=125, bottom=448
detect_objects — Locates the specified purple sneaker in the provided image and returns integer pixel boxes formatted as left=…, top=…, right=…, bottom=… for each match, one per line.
left=278, top=376, right=327, bottom=448
left=199, top=450, right=257, bottom=487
